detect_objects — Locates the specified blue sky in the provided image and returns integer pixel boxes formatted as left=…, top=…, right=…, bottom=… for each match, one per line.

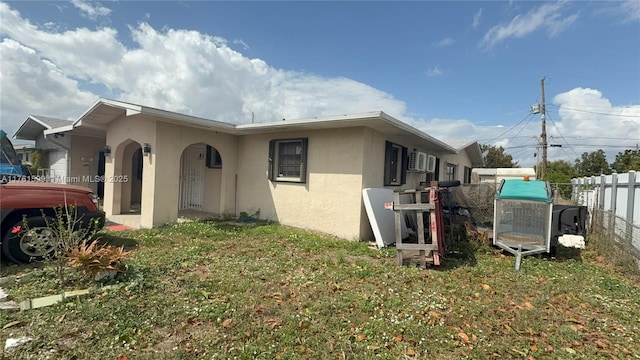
left=1, top=0, right=639, bottom=167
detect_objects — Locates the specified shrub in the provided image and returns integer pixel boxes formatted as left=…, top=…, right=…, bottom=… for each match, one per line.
left=66, top=239, right=131, bottom=281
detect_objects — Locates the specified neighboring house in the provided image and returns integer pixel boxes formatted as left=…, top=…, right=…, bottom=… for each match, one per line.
left=13, top=115, right=106, bottom=196
left=443, top=140, right=484, bottom=184
left=12, top=143, right=36, bottom=165
left=20, top=98, right=483, bottom=241
left=471, top=168, right=536, bottom=184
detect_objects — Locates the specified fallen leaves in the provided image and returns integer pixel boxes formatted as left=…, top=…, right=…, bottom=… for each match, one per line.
left=458, top=331, right=470, bottom=343
left=517, top=301, right=534, bottom=310
left=264, top=318, right=281, bottom=329
left=594, top=339, right=608, bottom=349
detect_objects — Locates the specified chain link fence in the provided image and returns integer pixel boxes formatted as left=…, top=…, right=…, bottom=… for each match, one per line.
left=452, top=179, right=640, bottom=274
left=589, top=208, right=640, bottom=274
left=456, top=183, right=496, bottom=227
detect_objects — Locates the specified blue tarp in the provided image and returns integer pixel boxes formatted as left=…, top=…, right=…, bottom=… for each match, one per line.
left=0, top=129, right=25, bottom=175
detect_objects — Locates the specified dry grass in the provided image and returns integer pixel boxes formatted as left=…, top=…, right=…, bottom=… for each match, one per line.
left=1, top=220, right=639, bottom=359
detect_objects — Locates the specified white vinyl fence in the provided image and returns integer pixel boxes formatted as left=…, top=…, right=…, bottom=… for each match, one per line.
left=572, top=171, right=640, bottom=260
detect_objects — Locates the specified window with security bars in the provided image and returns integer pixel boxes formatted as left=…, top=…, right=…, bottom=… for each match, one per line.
left=268, top=138, right=308, bottom=183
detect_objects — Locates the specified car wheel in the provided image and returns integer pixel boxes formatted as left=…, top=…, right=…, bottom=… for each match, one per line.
left=2, top=217, right=56, bottom=263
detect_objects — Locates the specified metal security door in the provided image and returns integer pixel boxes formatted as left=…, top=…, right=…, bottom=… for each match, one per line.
left=179, top=145, right=205, bottom=210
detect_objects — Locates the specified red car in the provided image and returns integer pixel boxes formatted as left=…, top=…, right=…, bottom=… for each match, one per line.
left=0, top=179, right=105, bottom=263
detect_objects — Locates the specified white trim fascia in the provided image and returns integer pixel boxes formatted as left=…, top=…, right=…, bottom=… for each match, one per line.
left=141, top=106, right=236, bottom=131
left=13, top=116, right=51, bottom=139
left=377, top=112, right=457, bottom=153
left=236, top=111, right=383, bottom=131
left=43, top=125, right=73, bottom=136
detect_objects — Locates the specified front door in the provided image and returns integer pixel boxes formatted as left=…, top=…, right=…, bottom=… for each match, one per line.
left=179, top=145, right=205, bottom=210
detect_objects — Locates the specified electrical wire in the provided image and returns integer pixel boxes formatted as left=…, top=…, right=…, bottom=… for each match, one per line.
left=547, top=104, right=640, bottom=118
left=504, top=143, right=637, bottom=150
left=546, top=111, right=581, bottom=160
left=485, top=112, right=535, bottom=144
left=552, top=136, right=636, bottom=141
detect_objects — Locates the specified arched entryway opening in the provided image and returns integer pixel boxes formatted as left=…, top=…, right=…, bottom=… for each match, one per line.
left=178, top=143, right=223, bottom=217
left=113, top=140, right=144, bottom=215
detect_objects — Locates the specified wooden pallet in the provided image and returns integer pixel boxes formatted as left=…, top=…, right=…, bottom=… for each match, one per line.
left=393, top=187, right=438, bottom=268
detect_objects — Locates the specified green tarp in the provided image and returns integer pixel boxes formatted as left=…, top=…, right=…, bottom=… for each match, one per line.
left=495, top=179, right=552, bottom=202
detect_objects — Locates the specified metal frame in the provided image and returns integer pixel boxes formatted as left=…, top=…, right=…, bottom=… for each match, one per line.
left=493, top=199, right=553, bottom=271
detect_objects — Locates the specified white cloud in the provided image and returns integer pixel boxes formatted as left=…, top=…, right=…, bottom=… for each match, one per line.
left=233, top=39, right=250, bottom=50
left=434, top=37, right=455, bottom=47
left=473, top=8, right=483, bottom=28
left=426, top=66, right=443, bottom=77
left=0, top=2, right=636, bottom=170
left=0, top=2, right=407, bottom=135
left=412, top=88, right=640, bottom=168
left=480, top=1, right=579, bottom=49
left=70, top=0, right=111, bottom=20
left=0, top=38, right=98, bottom=132
left=620, top=0, right=640, bottom=22
left=551, top=88, right=640, bottom=164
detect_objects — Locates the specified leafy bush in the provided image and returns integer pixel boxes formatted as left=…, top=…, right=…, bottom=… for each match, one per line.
left=66, top=239, right=131, bottom=280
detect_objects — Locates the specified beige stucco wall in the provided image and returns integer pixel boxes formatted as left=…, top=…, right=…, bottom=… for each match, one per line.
left=100, top=113, right=478, bottom=239
left=153, top=122, right=238, bottom=223
left=236, top=126, right=469, bottom=241
left=438, top=152, right=473, bottom=183
left=103, top=114, right=157, bottom=228
left=358, top=129, right=439, bottom=240
left=202, top=166, right=222, bottom=213
left=103, top=114, right=238, bottom=228
left=236, top=127, right=366, bottom=240
left=68, top=135, right=105, bottom=192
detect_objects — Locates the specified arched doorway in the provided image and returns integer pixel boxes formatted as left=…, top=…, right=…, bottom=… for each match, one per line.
left=117, top=140, right=143, bottom=214
left=179, top=143, right=222, bottom=214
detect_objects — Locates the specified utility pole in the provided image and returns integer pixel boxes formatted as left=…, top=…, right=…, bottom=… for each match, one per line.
left=540, top=76, right=547, bottom=180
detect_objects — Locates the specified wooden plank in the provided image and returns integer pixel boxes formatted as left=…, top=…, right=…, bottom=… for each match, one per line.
left=396, top=243, right=439, bottom=251
left=393, top=203, right=435, bottom=211
left=394, top=191, right=404, bottom=266
left=416, top=190, right=426, bottom=268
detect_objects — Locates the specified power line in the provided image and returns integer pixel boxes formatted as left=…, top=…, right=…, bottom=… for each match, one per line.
left=546, top=111, right=581, bottom=160
left=504, top=143, right=638, bottom=150
left=485, top=113, right=535, bottom=144
left=551, top=136, right=634, bottom=141
left=547, top=104, right=640, bottom=118
left=476, top=135, right=540, bottom=142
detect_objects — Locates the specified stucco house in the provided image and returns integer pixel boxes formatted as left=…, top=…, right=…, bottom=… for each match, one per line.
left=16, top=98, right=482, bottom=241
left=13, top=115, right=107, bottom=196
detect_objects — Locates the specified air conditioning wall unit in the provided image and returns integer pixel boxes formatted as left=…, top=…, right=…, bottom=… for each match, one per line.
left=408, top=151, right=428, bottom=172
left=426, top=154, right=436, bottom=173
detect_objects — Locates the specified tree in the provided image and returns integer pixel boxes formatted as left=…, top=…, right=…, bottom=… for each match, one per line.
left=574, top=149, right=610, bottom=177
left=480, top=144, right=519, bottom=168
left=611, top=149, right=640, bottom=173
left=545, top=160, right=576, bottom=199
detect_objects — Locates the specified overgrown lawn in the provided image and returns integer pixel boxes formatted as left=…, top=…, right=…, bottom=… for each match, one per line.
left=1, top=221, right=639, bottom=359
